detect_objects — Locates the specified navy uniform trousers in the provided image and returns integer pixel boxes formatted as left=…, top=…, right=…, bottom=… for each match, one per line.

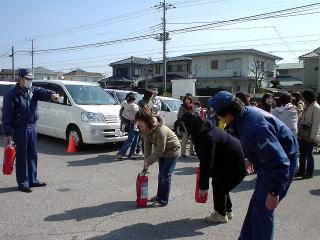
left=238, top=155, right=298, bottom=240
left=13, top=126, right=40, bottom=188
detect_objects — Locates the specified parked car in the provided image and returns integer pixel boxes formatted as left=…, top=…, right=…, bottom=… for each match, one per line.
left=157, top=96, right=181, bottom=129
left=105, top=89, right=143, bottom=104
left=0, top=81, right=18, bottom=124
left=32, top=80, right=127, bottom=149
left=106, top=89, right=181, bottom=130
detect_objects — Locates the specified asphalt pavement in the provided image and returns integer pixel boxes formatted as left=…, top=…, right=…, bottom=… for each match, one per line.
left=0, top=134, right=319, bottom=240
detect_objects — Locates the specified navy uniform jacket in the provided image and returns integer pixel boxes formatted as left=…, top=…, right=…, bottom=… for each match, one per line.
left=2, top=83, right=54, bottom=136
left=232, top=106, right=299, bottom=195
left=195, top=119, right=246, bottom=190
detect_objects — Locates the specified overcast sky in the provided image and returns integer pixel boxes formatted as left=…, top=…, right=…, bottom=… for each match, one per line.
left=0, top=0, right=319, bottom=75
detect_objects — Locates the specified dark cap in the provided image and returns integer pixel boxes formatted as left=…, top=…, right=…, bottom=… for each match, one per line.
left=18, top=68, right=34, bottom=80
left=209, top=91, right=235, bottom=113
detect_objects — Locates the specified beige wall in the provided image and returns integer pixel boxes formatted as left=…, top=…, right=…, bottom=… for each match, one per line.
left=191, top=53, right=276, bottom=80
left=303, top=58, right=319, bottom=90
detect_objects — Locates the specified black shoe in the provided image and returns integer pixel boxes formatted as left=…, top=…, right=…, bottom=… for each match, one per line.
left=30, top=182, right=47, bottom=187
left=181, top=155, right=187, bottom=158
left=18, top=186, right=32, bottom=193
left=302, top=175, right=313, bottom=179
left=294, top=171, right=304, bottom=177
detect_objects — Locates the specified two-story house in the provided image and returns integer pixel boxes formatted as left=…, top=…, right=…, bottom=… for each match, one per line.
left=299, top=47, right=320, bottom=92
left=63, top=69, right=103, bottom=83
left=0, top=69, right=18, bottom=81
left=109, top=56, right=152, bottom=80
left=151, top=56, right=192, bottom=79
left=185, top=49, right=282, bottom=93
left=276, top=63, right=303, bottom=89
left=33, top=66, right=59, bottom=80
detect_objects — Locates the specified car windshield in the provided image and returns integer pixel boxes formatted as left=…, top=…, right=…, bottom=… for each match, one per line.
left=116, top=92, right=143, bottom=103
left=163, top=99, right=181, bottom=111
left=65, top=85, right=117, bottom=105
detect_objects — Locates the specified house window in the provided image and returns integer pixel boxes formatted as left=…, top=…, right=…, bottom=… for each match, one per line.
left=261, top=62, right=265, bottom=70
left=315, top=67, right=319, bottom=71
left=134, top=68, right=141, bottom=76
left=226, top=59, right=234, bottom=69
left=47, top=76, right=51, bottom=80
left=155, top=65, right=161, bottom=74
left=177, top=65, right=183, bottom=72
left=211, top=60, right=218, bottom=69
left=167, top=65, right=173, bottom=72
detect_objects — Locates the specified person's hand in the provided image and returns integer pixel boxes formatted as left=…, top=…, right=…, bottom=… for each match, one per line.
left=3, top=136, right=11, bottom=146
left=51, top=94, right=60, bottom=102
left=246, top=161, right=254, bottom=174
left=143, top=161, right=149, bottom=172
left=265, top=193, right=279, bottom=210
left=199, top=189, right=208, bottom=197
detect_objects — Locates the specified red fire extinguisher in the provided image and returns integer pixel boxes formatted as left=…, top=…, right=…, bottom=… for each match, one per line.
left=3, top=141, right=16, bottom=175
left=195, top=167, right=208, bottom=203
left=136, top=170, right=148, bottom=207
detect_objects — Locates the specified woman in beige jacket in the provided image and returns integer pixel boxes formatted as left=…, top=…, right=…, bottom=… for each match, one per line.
left=296, top=90, right=320, bottom=179
left=135, top=108, right=181, bottom=207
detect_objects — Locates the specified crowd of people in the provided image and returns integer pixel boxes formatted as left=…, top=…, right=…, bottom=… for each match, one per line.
left=2, top=69, right=319, bottom=240
left=118, top=89, right=319, bottom=240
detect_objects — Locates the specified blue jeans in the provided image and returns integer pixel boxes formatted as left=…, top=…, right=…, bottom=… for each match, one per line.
left=136, top=135, right=144, bottom=154
left=239, top=154, right=297, bottom=240
left=117, top=124, right=139, bottom=157
left=298, top=139, right=314, bottom=176
left=156, top=156, right=178, bottom=205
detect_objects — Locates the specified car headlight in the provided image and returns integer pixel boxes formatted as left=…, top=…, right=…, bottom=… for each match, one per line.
left=81, top=112, right=105, bottom=123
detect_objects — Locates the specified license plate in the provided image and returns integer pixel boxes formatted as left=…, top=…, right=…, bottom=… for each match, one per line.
left=115, top=129, right=122, bottom=137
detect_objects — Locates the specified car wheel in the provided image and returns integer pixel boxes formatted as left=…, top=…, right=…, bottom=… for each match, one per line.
left=67, top=126, right=84, bottom=151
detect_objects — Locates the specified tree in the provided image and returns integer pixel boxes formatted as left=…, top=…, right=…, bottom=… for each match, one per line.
left=248, top=58, right=266, bottom=92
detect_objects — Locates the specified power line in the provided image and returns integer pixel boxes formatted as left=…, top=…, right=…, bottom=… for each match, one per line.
left=16, top=3, right=319, bottom=55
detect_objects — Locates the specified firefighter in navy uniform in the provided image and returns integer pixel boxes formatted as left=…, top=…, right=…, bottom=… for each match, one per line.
left=209, top=91, right=298, bottom=240
left=2, top=69, right=59, bottom=193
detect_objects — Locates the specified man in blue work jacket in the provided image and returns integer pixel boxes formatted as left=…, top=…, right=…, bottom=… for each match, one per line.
left=209, top=91, right=298, bottom=240
left=2, top=69, right=59, bottom=193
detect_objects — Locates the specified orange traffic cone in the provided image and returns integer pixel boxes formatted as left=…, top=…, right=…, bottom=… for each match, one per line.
left=66, top=136, right=77, bottom=153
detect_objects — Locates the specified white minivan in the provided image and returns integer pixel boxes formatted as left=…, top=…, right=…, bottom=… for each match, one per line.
left=33, top=80, right=127, bottom=148
left=158, top=96, right=181, bottom=129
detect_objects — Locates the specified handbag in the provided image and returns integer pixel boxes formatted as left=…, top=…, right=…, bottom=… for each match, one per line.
left=298, top=108, right=313, bottom=138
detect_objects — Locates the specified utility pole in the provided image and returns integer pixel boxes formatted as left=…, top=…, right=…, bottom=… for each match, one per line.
left=31, top=39, right=34, bottom=73
left=155, top=1, right=175, bottom=94
left=26, top=38, right=35, bottom=73
left=9, top=46, right=15, bottom=82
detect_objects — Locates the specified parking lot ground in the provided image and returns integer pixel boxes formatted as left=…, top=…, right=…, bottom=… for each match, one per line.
left=0, top=134, right=319, bottom=240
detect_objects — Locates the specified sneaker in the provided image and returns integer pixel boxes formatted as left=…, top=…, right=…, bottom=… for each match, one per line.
left=151, top=202, right=165, bottom=208
left=150, top=196, right=158, bottom=202
left=128, top=156, right=137, bottom=160
left=115, top=155, right=124, bottom=161
left=226, top=212, right=233, bottom=220
left=181, top=155, right=187, bottom=158
left=135, top=152, right=144, bottom=157
left=205, top=212, right=228, bottom=223
left=190, top=153, right=197, bottom=156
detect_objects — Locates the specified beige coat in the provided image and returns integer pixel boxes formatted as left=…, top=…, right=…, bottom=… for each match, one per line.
left=298, top=101, right=320, bottom=142
left=141, top=116, right=181, bottom=165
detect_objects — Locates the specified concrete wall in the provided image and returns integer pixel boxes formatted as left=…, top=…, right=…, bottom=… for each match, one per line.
left=171, top=79, right=196, bottom=99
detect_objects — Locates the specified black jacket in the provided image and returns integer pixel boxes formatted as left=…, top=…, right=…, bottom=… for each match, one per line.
left=194, top=120, right=246, bottom=191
